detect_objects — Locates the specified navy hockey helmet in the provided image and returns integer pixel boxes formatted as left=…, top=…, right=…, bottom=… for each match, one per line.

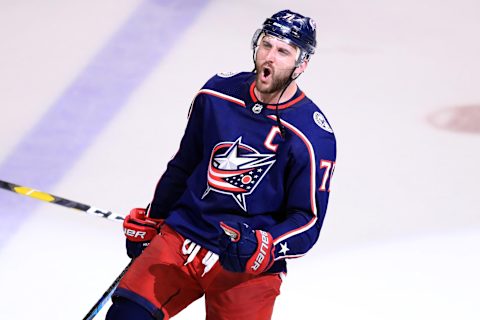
left=252, top=10, right=317, bottom=65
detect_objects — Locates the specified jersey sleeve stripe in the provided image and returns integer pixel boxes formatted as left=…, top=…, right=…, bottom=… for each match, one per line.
left=266, top=115, right=318, bottom=245
left=273, top=216, right=317, bottom=245
left=197, top=89, right=246, bottom=107
left=274, top=253, right=306, bottom=260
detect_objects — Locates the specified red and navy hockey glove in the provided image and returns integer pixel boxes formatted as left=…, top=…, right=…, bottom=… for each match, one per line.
left=218, top=222, right=275, bottom=275
left=123, top=208, right=163, bottom=259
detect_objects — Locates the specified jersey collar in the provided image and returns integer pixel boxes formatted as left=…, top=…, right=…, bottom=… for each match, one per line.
left=249, top=81, right=306, bottom=110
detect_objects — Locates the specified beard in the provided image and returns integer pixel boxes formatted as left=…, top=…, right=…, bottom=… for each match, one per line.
left=255, top=61, right=294, bottom=95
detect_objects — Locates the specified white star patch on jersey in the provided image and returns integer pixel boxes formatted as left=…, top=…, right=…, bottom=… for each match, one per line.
left=279, top=242, right=290, bottom=256
left=202, top=137, right=276, bottom=211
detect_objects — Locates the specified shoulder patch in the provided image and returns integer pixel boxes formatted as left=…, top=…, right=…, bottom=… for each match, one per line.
left=216, top=71, right=240, bottom=78
left=313, top=111, right=333, bottom=133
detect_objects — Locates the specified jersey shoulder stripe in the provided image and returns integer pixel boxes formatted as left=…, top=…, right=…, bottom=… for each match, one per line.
left=196, top=89, right=246, bottom=107
left=201, top=71, right=253, bottom=100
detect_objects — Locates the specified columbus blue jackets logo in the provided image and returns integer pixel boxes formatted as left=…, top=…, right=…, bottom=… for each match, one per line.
left=202, top=137, right=275, bottom=211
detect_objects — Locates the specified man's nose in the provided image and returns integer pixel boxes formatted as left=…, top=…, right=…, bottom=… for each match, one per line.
left=264, top=48, right=276, bottom=63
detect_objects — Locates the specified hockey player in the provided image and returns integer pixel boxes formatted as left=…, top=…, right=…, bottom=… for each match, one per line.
left=106, top=9, right=336, bottom=320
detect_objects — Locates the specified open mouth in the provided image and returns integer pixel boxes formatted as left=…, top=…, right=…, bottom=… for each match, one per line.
left=261, top=66, right=272, bottom=81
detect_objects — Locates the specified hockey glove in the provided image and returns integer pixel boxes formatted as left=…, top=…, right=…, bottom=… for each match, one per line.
left=218, top=222, right=275, bottom=275
left=123, top=208, right=163, bottom=259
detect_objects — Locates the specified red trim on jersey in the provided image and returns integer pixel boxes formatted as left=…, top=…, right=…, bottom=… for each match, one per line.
left=198, top=89, right=246, bottom=107
left=249, top=81, right=306, bottom=110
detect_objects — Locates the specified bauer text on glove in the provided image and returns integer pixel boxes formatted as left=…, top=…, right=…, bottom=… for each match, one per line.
left=123, top=207, right=163, bottom=259
left=218, top=221, right=275, bottom=275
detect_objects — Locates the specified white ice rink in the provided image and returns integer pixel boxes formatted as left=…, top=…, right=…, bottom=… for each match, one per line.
left=0, top=0, right=479, bottom=319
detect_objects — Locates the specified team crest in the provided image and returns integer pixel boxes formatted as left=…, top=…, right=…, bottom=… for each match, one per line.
left=202, top=137, right=275, bottom=211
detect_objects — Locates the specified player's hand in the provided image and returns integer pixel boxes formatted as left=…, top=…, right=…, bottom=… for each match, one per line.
left=123, top=208, right=163, bottom=259
left=218, top=221, right=275, bottom=275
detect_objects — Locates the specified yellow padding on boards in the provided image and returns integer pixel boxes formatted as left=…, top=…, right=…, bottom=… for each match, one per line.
left=13, top=187, right=55, bottom=202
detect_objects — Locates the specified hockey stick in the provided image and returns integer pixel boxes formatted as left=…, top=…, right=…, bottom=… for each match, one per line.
left=0, top=179, right=124, bottom=221
left=0, top=179, right=131, bottom=318
left=83, top=259, right=134, bottom=320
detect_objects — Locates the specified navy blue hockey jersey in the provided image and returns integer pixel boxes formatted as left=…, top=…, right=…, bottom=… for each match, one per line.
left=148, top=72, right=336, bottom=272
